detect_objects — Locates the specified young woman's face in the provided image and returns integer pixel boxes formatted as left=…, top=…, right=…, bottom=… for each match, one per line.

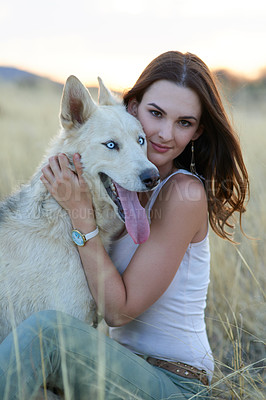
left=128, top=80, right=203, bottom=178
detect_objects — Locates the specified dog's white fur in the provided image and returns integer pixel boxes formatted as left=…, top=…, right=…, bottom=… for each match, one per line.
left=0, top=76, right=159, bottom=343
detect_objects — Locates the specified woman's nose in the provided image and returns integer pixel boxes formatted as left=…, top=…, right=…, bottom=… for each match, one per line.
left=158, top=122, right=174, bottom=141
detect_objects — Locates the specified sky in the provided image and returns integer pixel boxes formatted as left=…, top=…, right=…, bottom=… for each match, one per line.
left=1, top=0, right=266, bottom=91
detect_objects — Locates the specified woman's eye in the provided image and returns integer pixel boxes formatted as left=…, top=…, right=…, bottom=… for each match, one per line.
left=103, top=141, right=119, bottom=150
left=138, top=136, right=145, bottom=146
left=179, top=120, right=191, bottom=127
left=150, top=110, right=162, bottom=118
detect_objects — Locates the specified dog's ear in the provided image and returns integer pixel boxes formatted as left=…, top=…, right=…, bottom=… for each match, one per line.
left=60, top=75, right=97, bottom=129
left=98, top=77, right=119, bottom=106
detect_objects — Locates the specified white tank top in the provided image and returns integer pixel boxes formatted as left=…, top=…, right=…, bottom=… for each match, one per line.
left=109, top=170, right=214, bottom=380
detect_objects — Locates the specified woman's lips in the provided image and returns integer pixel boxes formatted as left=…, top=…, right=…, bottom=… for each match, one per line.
left=150, top=141, right=172, bottom=153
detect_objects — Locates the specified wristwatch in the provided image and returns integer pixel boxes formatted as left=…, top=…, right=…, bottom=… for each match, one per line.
left=71, top=226, right=99, bottom=246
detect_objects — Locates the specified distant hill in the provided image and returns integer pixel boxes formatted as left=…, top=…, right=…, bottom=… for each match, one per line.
left=0, top=66, right=63, bottom=90
left=0, top=67, right=101, bottom=99
left=0, top=66, right=42, bottom=81
left=1, top=66, right=265, bottom=106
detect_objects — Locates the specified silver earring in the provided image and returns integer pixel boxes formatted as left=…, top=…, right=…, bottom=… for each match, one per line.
left=190, top=141, right=197, bottom=174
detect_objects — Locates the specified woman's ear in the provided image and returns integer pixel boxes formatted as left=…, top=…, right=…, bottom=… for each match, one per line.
left=127, top=98, right=139, bottom=117
left=192, top=124, right=204, bottom=141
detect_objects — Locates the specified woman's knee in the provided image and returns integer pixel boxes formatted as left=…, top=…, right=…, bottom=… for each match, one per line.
left=17, top=310, right=75, bottom=340
left=24, top=309, right=62, bottom=328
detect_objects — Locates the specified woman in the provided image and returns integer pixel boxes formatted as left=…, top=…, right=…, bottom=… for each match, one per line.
left=0, top=51, right=249, bottom=399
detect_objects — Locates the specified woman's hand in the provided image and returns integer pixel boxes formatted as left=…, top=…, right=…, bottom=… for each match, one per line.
left=40, top=153, right=93, bottom=220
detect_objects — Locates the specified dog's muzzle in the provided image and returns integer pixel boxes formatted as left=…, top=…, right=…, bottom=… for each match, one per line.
left=139, top=168, right=160, bottom=190
left=99, top=169, right=160, bottom=244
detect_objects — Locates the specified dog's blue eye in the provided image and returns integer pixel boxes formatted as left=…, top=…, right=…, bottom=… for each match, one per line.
left=103, top=141, right=119, bottom=150
left=138, top=136, right=145, bottom=146
left=106, top=142, right=115, bottom=149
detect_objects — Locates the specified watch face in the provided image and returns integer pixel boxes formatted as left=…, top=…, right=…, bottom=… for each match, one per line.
left=72, top=230, right=85, bottom=246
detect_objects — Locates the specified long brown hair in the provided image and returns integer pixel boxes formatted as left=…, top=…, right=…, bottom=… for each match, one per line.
left=123, top=51, right=249, bottom=241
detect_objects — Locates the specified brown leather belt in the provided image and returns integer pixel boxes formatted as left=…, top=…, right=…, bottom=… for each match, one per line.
left=141, top=356, right=209, bottom=386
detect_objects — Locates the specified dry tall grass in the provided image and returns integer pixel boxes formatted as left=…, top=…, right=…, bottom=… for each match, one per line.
left=0, top=79, right=265, bottom=399
left=205, top=99, right=266, bottom=398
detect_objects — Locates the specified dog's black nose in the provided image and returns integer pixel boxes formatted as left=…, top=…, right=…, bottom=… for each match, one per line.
left=140, top=169, right=160, bottom=189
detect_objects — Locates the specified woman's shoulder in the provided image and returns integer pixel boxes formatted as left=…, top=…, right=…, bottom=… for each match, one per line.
left=149, top=170, right=208, bottom=245
left=160, top=170, right=207, bottom=206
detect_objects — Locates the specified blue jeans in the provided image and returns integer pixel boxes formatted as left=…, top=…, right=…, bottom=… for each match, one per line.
left=0, top=311, right=210, bottom=399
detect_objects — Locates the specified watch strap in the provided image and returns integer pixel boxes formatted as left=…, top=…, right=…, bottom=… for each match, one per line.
left=84, top=226, right=99, bottom=241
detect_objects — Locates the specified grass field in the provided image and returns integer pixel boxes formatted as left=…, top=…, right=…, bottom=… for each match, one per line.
left=0, top=78, right=265, bottom=399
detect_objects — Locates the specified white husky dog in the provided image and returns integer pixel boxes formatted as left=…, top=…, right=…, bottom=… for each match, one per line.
left=0, top=76, right=160, bottom=343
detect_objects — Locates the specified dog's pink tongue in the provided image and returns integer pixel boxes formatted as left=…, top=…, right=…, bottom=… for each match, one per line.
left=115, top=183, right=150, bottom=244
